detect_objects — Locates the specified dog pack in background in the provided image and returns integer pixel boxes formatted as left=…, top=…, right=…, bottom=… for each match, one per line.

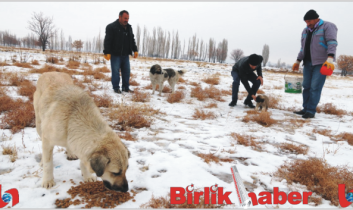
left=149, top=64, right=187, bottom=96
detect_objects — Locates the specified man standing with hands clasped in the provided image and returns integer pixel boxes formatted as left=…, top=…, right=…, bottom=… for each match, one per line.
left=292, top=9, right=338, bottom=118
left=103, top=10, right=138, bottom=94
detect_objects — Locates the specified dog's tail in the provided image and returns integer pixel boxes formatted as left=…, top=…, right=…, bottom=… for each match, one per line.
left=177, top=69, right=187, bottom=76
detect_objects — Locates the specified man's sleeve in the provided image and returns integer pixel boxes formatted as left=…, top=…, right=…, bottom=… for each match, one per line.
left=325, top=23, right=338, bottom=57
left=103, top=25, right=112, bottom=54
left=256, top=65, right=263, bottom=78
left=131, top=27, right=138, bottom=52
left=297, top=29, right=305, bottom=62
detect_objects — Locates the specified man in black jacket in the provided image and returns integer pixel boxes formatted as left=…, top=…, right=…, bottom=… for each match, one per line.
left=229, top=54, right=264, bottom=108
left=103, top=10, right=138, bottom=94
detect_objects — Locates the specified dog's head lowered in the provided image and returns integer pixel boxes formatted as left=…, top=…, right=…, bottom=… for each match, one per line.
left=150, top=64, right=163, bottom=75
left=90, top=137, right=130, bottom=192
left=255, top=96, right=265, bottom=103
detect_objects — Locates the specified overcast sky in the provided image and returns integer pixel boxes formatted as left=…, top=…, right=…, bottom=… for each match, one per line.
left=0, top=2, right=352, bottom=65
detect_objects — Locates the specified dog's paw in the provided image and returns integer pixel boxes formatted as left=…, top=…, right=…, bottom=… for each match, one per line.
left=84, top=176, right=96, bottom=182
left=67, top=154, right=79, bottom=160
left=41, top=179, right=56, bottom=189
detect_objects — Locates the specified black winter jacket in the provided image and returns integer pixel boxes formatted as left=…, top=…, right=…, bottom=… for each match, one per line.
left=103, top=19, right=138, bottom=56
left=232, top=56, right=263, bottom=96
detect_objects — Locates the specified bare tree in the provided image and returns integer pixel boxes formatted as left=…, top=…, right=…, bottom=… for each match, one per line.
left=262, top=44, right=270, bottom=67
left=27, top=12, right=55, bottom=51
left=277, top=58, right=282, bottom=68
left=136, top=24, right=141, bottom=53
left=208, top=38, right=215, bottom=62
left=230, top=49, right=244, bottom=63
left=337, top=55, right=353, bottom=76
left=72, top=40, right=84, bottom=52
left=219, top=39, right=228, bottom=63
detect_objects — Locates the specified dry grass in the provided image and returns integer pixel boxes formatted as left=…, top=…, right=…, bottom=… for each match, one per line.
left=118, top=131, right=136, bottom=141
left=277, top=143, right=308, bottom=155
left=73, top=78, right=86, bottom=90
left=66, top=60, right=80, bottom=69
left=257, top=89, right=265, bottom=94
left=8, top=73, right=26, bottom=86
left=13, top=62, right=33, bottom=68
left=91, top=93, right=113, bottom=108
left=192, top=109, right=216, bottom=120
left=189, top=81, right=200, bottom=86
left=1, top=144, right=18, bottom=162
left=202, top=74, right=220, bottom=85
left=273, top=85, right=282, bottom=89
left=18, top=80, right=36, bottom=101
left=335, top=132, right=353, bottom=146
left=46, top=57, right=59, bottom=64
left=204, top=102, right=218, bottom=108
left=30, top=64, right=79, bottom=75
left=31, top=60, right=40, bottom=65
left=274, top=158, right=353, bottom=206
left=242, top=110, right=277, bottom=127
left=107, top=103, right=160, bottom=131
left=177, top=86, right=186, bottom=90
left=197, top=153, right=220, bottom=165
left=1, top=100, right=35, bottom=133
left=0, top=93, right=23, bottom=113
left=190, top=86, right=224, bottom=102
left=267, top=95, right=281, bottom=109
left=129, top=79, right=140, bottom=86
left=95, top=66, right=110, bottom=73
left=178, top=77, right=186, bottom=83
left=143, top=83, right=171, bottom=93
left=230, top=132, right=263, bottom=151
left=316, top=103, right=347, bottom=117
left=288, top=118, right=307, bottom=128
left=140, top=193, right=224, bottom=208
left=167, top=91, right=185, bottom=103
left=131, top=88, right=151, bottom=103
left=221, top=89, right=232, bottom=96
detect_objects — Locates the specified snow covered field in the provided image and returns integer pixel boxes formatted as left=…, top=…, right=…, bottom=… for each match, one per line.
left=0, top=50, right=353, bottom=208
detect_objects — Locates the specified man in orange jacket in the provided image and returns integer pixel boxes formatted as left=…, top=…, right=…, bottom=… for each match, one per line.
left=103, top=10, right=138, bottom=94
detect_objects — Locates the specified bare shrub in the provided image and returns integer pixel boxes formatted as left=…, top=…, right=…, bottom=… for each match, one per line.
left=204, top=102, right=218, bottom=108
left=31, top=60, right=40, bottom=65
left=277, top=143, right=308, bottom=155
left=242, top=111, right=277, bottom=127
left=167, top=91, right=185, bottom=103
left=1, top=101, right=35, bottom=133
left=274, top=158, right=353, bottom=206
left=192, top=109, right=216, bottom=120
left=46, top=57, right=59, bottom=64
left=316, top=103, right=346, bottom=117
left=18, top=80, right=36, bottom=101
left=91, top=93, right=113, bottom=108
left=202, top=75, right=220, bottom=85
left=107, top=103, right=160, bottom=131
left=66, top=60, right=80, bottom=69
left=1, top=144, right=18, bottom=162
left=230, top=132, right=263, bottom=151
left=13, top=62, right=33, bottom=68
left=131, top=88, right=151, bottom=103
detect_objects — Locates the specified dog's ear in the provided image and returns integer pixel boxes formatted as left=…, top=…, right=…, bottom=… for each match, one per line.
left=90, top=152, right=109, bottom=177
left=256, top=96, right=265, bottom=103
left=150, top=65, right=156, bottom=74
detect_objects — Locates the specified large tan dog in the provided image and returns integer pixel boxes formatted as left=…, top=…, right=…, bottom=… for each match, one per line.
left=33, top=72, right=130, bottom=191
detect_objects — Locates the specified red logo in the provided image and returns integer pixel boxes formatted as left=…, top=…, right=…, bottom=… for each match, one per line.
left=170, top=184, right=232, bottom=205
left=338, top=184, right=353, bottom=208
left=0, top=185, right=19, bottom=208
left=248, top=187, right=312, bottom=205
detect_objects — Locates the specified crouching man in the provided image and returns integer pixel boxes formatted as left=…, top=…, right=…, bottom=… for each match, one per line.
left=229, top=54, right=263, bottom=108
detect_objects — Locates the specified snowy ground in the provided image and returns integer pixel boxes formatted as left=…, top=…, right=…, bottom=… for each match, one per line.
left=1, top=50, right=353, bottom=208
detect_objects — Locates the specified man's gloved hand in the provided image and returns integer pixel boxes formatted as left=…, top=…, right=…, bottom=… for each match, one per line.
left=104, top=54, right=111, bottom=61
left=134, top=52, right=138, bottom=58
left=324, top=57, right=335, bottom=70
left=292, top=60, right=300, bottom=71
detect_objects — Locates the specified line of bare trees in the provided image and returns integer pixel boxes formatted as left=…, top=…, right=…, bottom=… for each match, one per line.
left=0, top=12, right=229, bottom=63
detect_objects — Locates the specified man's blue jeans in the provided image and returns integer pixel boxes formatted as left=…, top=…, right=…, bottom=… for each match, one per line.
left=302, top=61, right=326, bottom=114
left=231, top=71, right=260, bottom=102
left=110, top=55, right=130, bottom=90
